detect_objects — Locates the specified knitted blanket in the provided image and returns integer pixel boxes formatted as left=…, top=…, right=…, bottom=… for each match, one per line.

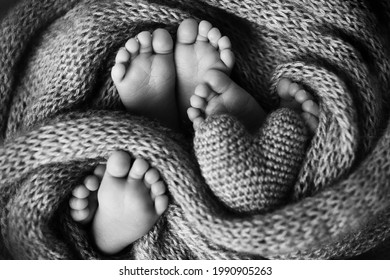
left=1, top=0, right=390, bottom=259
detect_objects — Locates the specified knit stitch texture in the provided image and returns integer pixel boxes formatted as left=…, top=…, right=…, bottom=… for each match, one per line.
left=1, top=0, right=390, bottom=259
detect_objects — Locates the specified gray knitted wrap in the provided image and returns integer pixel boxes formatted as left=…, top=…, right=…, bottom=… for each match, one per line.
left=1, top=0, right=390, bottom=259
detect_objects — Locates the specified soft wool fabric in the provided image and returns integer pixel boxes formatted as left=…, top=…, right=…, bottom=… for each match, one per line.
left=195, top=110, right=308, bottom=213
left=0, top=0, right=390, bottom=259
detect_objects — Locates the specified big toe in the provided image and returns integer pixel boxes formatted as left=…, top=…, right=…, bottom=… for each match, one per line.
left=177, top=18, right=198, bottom=44
left=152, top=29, right=173, bottom=54
left=106, top=151, right=132, bottom=178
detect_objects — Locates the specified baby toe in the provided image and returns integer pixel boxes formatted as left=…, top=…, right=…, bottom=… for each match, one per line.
left=69, top=197, right=88, bottom=211
left=137, top=31, right=153, bottom=53
left=203, top=69, right=232, bottom=94
left=302, top=99, right=320, bottom=117
left=84, top=175, right=100, bottom=192
left=177, top=18, right=198, bottom=44
left=218, top=36, right=232, bottom=50
left=198, top=20, right=212, bottom=41
left=190, top=94, right=207, bottom=110
left=129, top=158, right=150, bottom=180
left=93, top=164, right=106, bottom=180
left=125, top=37, right=140, bottom=57
left=154, top=195, right=169, bottom=216
left=208, top=27, right=222, bottom=48
left=294, top=89, right=311, bottom=104
left=152, top=28, right=173, bottom=55
left=144, top=168, right=160, bottom=186
left=111, top=63, right=127, bottom=84
left=70, top=208, right=90, bottom=223
left=276, top=78, right=292, bottom=100
left=288, top=82, right=301, bottom=98
left=302, top=112, right=319, bottom=133
left=192, top=116, right=205, bottom=130
left=220, top=49, right=235, bottom=70
left=194, top=83, right=212, bottom=99
left=72, top=185, right=90, bottom=199
left=151, top=181, right=166, bottom=200
left=115, top=47, right=131, bottom=64
left=106, top=150, right=132, bottom=178
left=187, top=107, right=203, bottom=122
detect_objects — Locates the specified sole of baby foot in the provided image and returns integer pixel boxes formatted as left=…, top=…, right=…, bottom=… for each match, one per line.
left=187, top=69, right=266, bottom=133
left=175, top=18, right=235, bottom=122
left=69, top=164, right=105, bottom=225
left=92, top=151, right=168, bottom=255
left=111, top=29, right=179, bottom=130
left=277, top=78, right=320, bottom=133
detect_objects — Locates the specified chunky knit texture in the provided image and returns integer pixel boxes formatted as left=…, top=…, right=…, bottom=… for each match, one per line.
left=1, top=0, right=390, bottom=259
left=195, top=110, right=308, bottom=213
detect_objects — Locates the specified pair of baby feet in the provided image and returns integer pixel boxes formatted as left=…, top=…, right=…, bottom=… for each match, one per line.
left=69, top=19, right=320, bottom=255
left=112, top=19, right=235, bottom=131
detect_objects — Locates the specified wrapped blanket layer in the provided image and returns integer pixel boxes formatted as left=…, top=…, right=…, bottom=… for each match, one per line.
left=0, top=0, right=390, bottom=259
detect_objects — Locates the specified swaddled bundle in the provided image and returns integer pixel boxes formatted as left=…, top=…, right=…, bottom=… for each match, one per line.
left=1, top=0, right=390, bottom=259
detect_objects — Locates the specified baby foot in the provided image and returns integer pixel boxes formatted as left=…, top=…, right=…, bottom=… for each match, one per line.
left=111, top=29, right=178, bottom=130
left=92, top=151, right=168, bottom=254
left=277, top=78, right=320, bottom=133
left=175, top=19, right=235, bottom=121
left=70, top=151, right=168, bottom=255
left=187, top=69, right=266, bottom=133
